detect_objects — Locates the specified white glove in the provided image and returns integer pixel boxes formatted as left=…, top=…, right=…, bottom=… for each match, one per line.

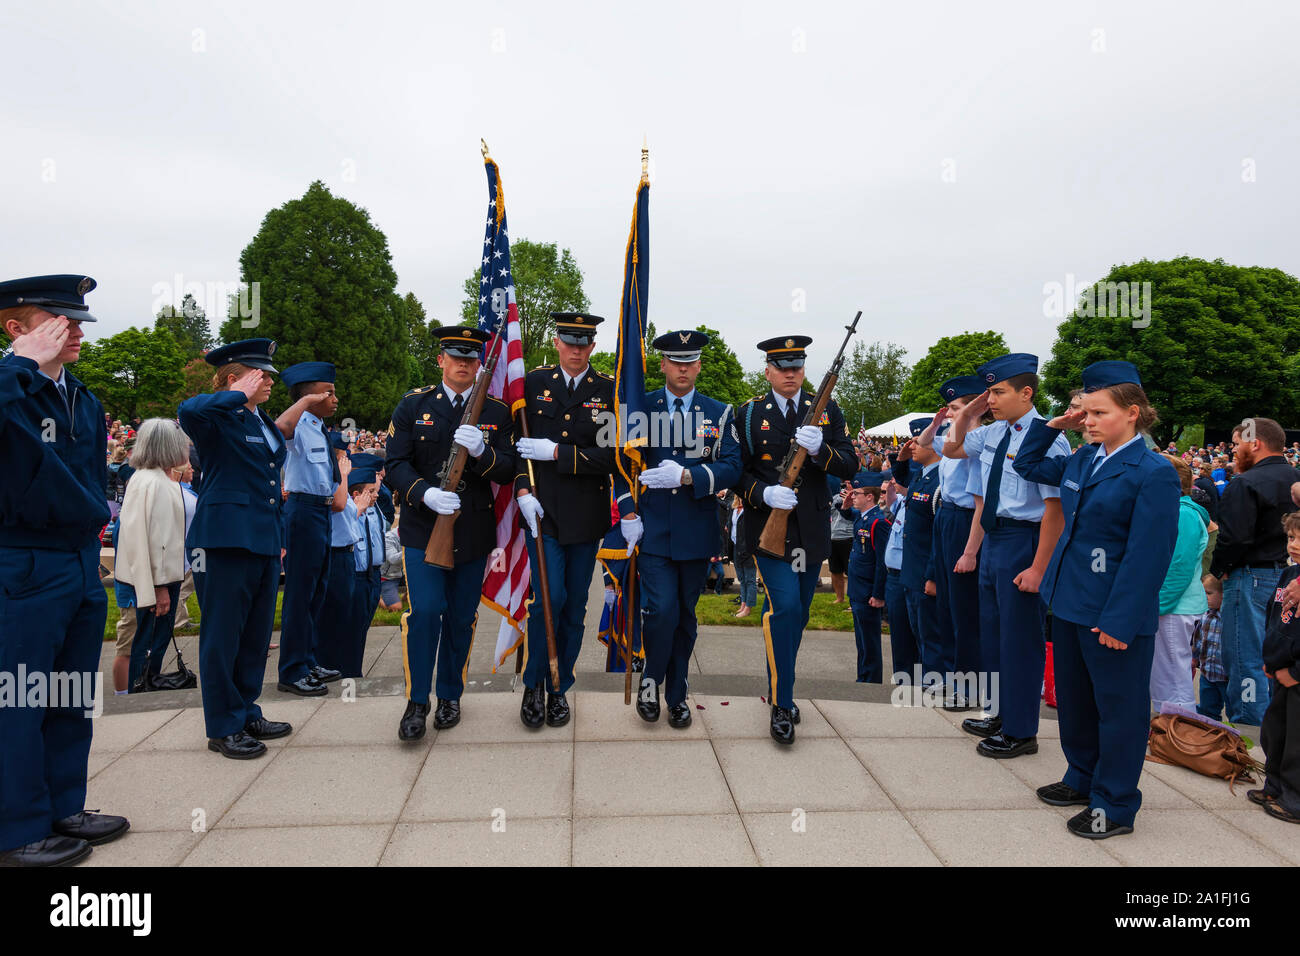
left=638, top=460, right=684, bottom=489
left=620, top=515, right=643, bottom=553
left=454, top=424, right=486, bottom=458
left=516, top=493, right=544, bottom=537
left=423, top=487, right=461, bottom=515
left=763, top=484, right=798, bottom=511
left=795, top=425, right=823, bottom=456
left=517, top=437, right=558, bottom=461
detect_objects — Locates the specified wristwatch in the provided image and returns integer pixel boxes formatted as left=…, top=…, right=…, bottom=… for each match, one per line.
left=681, top=469, right=693, bottom=486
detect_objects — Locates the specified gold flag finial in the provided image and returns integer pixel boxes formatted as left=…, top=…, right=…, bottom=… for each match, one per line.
left=640, top=135, right=649, bottom=184
left=481, top=138, right=491, bottom=160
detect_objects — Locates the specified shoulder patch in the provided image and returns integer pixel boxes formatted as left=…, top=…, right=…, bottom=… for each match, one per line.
left=484, top=394, right=509, bottom=410
left=594, top=370, right=614, bottom=381
left=403, top=384, right=436, bottom=398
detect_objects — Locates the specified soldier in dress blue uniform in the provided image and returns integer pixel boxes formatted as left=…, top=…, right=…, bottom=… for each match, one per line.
left=1013, top=361, right=1180, bottom=838
left=514, top=314, right=638, bottom=729
left=941, top=353, right=1070, bottom=758
left=386, top=327, right=517, bottom=738
left=274, top=361, right=345, bottom=696
left=0, top=275, right=130, bottom=866
left=846, top=475, right=891, bottom=682
left=899, top=417, right=944, bottom=690
left=350, top=466, right=388, bottom=677
left=314, top=450, right=362, bottom=677
left=627, top=330, right=742, bottom=727
left=178, top=339, right=295, bottom=760
left=735, top=335, right=857, bottom=743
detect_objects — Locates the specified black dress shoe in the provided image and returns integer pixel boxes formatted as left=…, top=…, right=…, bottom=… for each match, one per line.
left=399, top=700, right=430, bottom=740
left=433, top=698, right=461, bottom=730
left=0, top=835, right=91, bottom=867
left=790, top=703, right=801, bottom=725
left=636, top=678, right=660, bottom=722
left=52, top=811, right=130, bottom=846
left=770, top=706, right=795, bottom=745
left=1066, top=808, right=1134, bottom=839
left=942, top=695, right=975, bottom=712
left=208, top=732, right=267, bottom=759
left=961, top=714, right=1002, bottom=738
left=631, top=657, right=645, bottom=673
left=277, top=676, right=328, bottom=697
left=244, top=717, right=292, bottom=740
left=546, top=692, right=571, bottom=727
left=310, top=664, right=342, bottom=683
left=668, top=702, right=692, bottom=728
left=976, top=733, right=1038, bottom=759
left=520, top=684, right=545, bottom=728
left=1036, top=782, right=1090, bottom=806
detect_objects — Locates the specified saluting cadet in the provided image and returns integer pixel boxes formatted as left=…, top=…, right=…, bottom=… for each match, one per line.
left=386, top=327, right=516, bottom=739
left=941, top=353, right=1069, bottom=758
left=514, top=313, right=637, bottom=729
left=313, top=446, right=361, bottom=678
left=179, top=339, right=294, bottom=760
left=352, top=451, right=393, bottom=525
left=275, top=361, right=344, bottom=696
left=916, top=375, right=987, bottom=709
left=629, top=330, right=742, bottom=727
left=846, top=476, right=890, bottom=683
left=882, top=471, right=921, bottom=683
left=350, top=467, right=388, bottom=677
left=899, top=418, right=944, bottom=690
left=0, top=275, right=129, bottom=866
left=1013, top=361, right=1179, bottom=838
left=736, top=335, right=857, bottom=743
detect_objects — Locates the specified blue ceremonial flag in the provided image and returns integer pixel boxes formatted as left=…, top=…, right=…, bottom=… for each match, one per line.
left=613, top=172, right=650, bottom=497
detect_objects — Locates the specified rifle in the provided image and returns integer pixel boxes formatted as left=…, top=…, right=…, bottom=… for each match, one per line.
left=423, top=328, right=504, bottom=569
left=756, top=310, right=862, bottom=559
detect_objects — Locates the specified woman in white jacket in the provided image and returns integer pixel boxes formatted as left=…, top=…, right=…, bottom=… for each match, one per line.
left=115, top=418, right=190, bottom=691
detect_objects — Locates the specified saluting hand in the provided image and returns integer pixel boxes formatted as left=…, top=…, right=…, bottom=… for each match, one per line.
left=958, top=391, right=990, bottom=422
left=338, top=453, right=352, bottom=478
left=231, top=368, right=265, bottom=402
left=1092, top=627, right=1128, bottom=650
left=1048, top=408, right=1087, bottom=431
left=10, top=315, right=69, bottom=365
left=896, top=439, right=915, bottom=462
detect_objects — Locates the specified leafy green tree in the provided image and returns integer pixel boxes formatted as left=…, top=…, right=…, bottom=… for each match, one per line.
left=76, top=327, right=186, bottom=421
left=834, top=340, right=911, bottom=432
left=178, top=356, right=213, bottom=402
left=403, top=292, right=441, bottom=391
left=460, top=239, right=589, bottom=370
left=154, top=293, right=212, bottom=360
left=900, top=331, right=1008, bottom=411
left=1042, top=257, right=1300, bottom=446
left=220, top=180, right=408, bottom=428
left=742, top=368, right=769, bottom=398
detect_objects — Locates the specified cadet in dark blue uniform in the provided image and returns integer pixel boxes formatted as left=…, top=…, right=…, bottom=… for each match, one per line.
left=628, top=330, right=742, bottom=727
left=1013, top=361, right=1179, bottom=838
left=275, top=362, right=345, bottom=695
left=386, top=327, right=517, bottom=738
left=899, top=417, right=945, bottom=691
left=941, top=353, right=1069, bottom=758
left=179, top=339, right=294, bottom=760
left=846, top=476, right=890, bottom=682
left=736, top=336, right=857, bottom=743
left=515, top=314, right=635, bottom=729
left=0, top=275, right=129, bottom=866
left=882, top=471, right=921, bottom=683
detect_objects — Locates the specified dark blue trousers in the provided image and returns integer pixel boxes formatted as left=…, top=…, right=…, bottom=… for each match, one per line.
left=279, top=498, right=330, bottom=683
left=904, top=584, right=945, bottom=684
left=755, top=555, right=820, bottom=709
left=347, top=566, right=381, bottom=679
left=934, top=504, right=981, bottom=676
left=524, top=534, right=598, bottom=695
left=1052, top=616, right=1155, bottom=828
left=402, top=548, right=489, bottom=703
left=314, top=547, right=356, bottom=675
left=0, top=544, right=106, bottom=851
left=884, top=569, right=919, bottom=683
left=129, top=580, right=181, bottom=690
left=849, top=596, right=883, bottom=682
left=193, top=547, right=277, bottom=740
left=639, top=553, right=707, bottom=706
left=978, top=524, right=1046, bottom=736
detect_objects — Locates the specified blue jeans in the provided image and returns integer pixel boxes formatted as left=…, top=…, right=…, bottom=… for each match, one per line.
left=1221, top=566, right=1278, bottom=725
left=735, top=556, right=758, bottom=607
left=1197, top=675, right=1229, bottom=722
left=129, top=580, right=181, bottom=690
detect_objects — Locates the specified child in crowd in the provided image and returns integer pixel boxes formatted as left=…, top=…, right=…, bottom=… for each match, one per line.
left=1251, top=511, right=1300, bottom=824
left=1192, top=575, right=1227, bottom=721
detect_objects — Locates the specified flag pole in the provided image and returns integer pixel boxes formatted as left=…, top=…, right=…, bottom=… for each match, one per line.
left=624, top=138, right=650, bottom=704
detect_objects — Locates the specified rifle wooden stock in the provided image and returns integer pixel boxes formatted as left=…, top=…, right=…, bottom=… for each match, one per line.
left=516, top=413, right=561, bottom=691
left=424, top=345, right=501, bottom=569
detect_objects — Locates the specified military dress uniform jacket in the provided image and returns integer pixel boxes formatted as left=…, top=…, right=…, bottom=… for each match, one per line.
left=386, top=385, right=517, bottom=563
left=615, top=388, right=742, bottom=561
left=177, top=390, right=287, bottom=557
left=514, top=365, right=618, bottom=545
left=0, top=355, right=109, bottom=551
left=735, top=391, right=857, bottom=565
left=1013, top=420, right=1180, bottom=643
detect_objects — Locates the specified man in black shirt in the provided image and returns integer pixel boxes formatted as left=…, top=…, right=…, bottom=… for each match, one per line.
left=1209, top=418, right=1300, bottom=725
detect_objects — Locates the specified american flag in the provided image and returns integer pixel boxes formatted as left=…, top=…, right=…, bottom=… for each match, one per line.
left=857, top=413, right=868, bottom=446
left=475, top=157, right=530, bottom=672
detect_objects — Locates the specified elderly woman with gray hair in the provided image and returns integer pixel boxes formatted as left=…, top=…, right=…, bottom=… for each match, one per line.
left=114, top=418, right=191, bottom=692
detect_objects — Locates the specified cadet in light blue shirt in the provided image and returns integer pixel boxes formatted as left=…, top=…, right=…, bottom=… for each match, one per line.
left=351, top=473, right=388, bottom=678
left=881, top=475, right=920, bottom=680
left=316, top=470, right=366, bottom=674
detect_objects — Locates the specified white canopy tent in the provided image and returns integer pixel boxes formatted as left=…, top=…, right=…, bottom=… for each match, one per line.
left=861, top=412, right=934, bottom=440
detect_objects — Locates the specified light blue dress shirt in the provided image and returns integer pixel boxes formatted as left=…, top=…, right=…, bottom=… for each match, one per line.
left=1089, top=433, right=1145, bottom=476
left=885, top=496, right=906, bottom=570
left=962, top=408, right=1070, bottom=520
left=932, top=429, right=976, bottom=508
left=282, top=410, right=333, bottom=495
left=355, top=506, right=387, bottom=571
left=330, top=495, right=362, bottom=548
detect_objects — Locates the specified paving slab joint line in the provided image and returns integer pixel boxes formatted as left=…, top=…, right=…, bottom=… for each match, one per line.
left=381, top=725, right=441, bottom=866
left=701, top=695, right=762, bottom=865
left=174, top=744, right=289, bottom=866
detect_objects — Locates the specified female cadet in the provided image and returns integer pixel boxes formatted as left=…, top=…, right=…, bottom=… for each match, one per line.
left=178, top=339, right=294, bottom=759
left=1012, top=360, right=1180, bottom=839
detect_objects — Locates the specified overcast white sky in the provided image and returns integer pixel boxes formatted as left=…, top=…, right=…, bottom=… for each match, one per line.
left=3, top=0, right=1297, bottom=382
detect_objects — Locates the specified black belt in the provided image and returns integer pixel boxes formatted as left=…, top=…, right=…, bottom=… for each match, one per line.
left=989, top=516, right=1039, bottom=530
left=1247, top=561, right=1286, bottom=570
left=944, top=502, right=975, bottom=513
left=332, top=545, right=354, bottom=553
left=289, top=492, right=332, bottom=507
left=887, top=567, right=900, bottom=576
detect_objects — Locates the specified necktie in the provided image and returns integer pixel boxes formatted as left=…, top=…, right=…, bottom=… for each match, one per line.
left=57, top=382, right=71, bottom=417
left=323, top=425, right=340, bottom=483
left=453, top=394, right=464, bottom=418
left=979, top=425, right=1014, bottom=533
left=784, top=398, right=798, bottom=431
left=672, top=397, right=684, bottom=444
left=567, top=377, right=575, bottom=399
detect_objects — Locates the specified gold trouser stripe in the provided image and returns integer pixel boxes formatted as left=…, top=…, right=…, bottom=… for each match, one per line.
left=462, top=611, right=479, bottom=685
left=399, top=549, right=413, bottom=700
left=759, top=573, right=778, bottom=702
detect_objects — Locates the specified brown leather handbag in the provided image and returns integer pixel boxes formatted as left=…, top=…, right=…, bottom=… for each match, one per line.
left=1146, top=713, right=1263, bottom=792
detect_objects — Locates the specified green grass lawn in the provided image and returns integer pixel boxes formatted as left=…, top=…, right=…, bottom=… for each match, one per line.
left=695, top=592, right=856, bottom=631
